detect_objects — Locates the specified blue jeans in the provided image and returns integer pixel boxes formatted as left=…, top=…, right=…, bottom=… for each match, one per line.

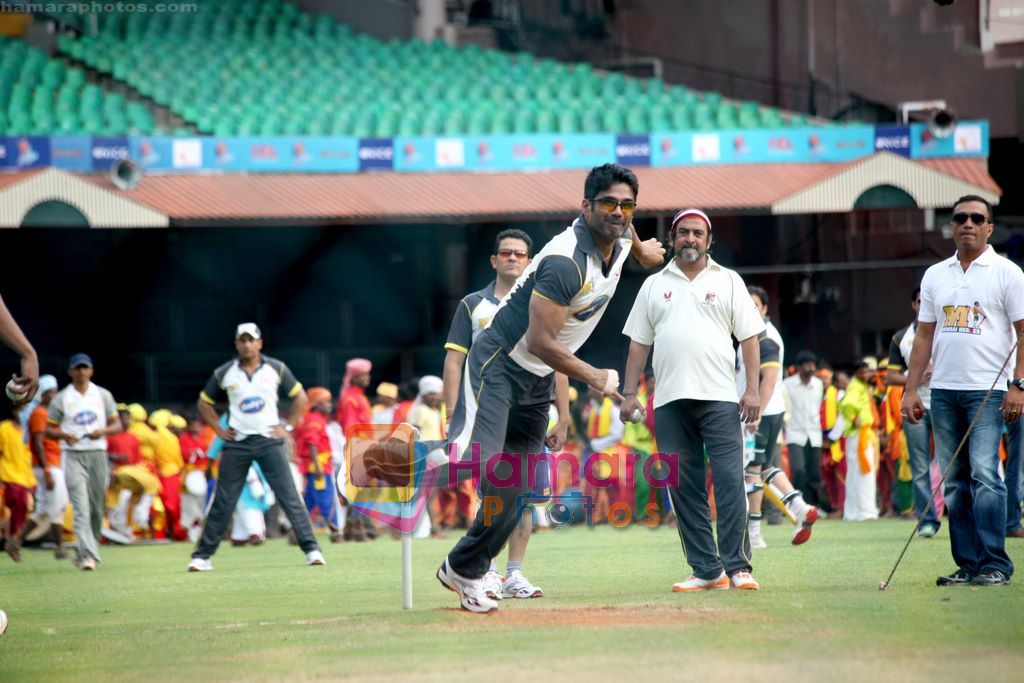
left=930, top=389, right=1013, bottom=576
left=1006, top=419, right=1023, bottom=534
left=902, top=410, right=940, bottom=527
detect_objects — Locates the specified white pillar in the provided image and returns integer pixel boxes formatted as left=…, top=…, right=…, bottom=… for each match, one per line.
left=414, top=0, right=447, bottom=43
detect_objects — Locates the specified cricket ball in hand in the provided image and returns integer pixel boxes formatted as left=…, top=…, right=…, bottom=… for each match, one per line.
left=5, top=380, right=27, bottom=403
left=630, top=408, right=643, bottom=423
left=912, top=407, right=923, bottom=420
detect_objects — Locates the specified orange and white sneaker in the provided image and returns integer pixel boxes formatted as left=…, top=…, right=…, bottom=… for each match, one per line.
left=672, top=571, right=729, bottom=592
left=730, top=571, right=760, bottom=590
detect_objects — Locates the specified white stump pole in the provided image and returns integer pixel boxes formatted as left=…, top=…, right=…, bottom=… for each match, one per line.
left=402, top=531, right=413, bottom=609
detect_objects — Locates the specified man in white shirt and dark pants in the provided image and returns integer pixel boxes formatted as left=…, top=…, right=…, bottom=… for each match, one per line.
left=189, top=323, right=324, bottom=572
left=784, top=351, right=825, bottom=510
left=621, top=208, right=764, bottom=591
left=46, top=354, right=122, bottom=571
left=904, top=195, right=1024, bottom=587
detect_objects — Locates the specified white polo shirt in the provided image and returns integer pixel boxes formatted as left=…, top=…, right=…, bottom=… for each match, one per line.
left=783, top=373, right=824, bottom=447
left=919, top=245, right=1024, bottom=391
left=200, top=355, right=303, bottom=438
left=48, top=382, right=118, bottom=452
left=623, top=257, right=765, bottom=408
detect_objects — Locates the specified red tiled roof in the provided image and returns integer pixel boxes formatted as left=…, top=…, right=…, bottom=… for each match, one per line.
left=4, top=155, right=989, bottom=223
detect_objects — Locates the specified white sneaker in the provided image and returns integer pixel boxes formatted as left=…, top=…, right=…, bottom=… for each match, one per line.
left=750, top=533, right=767, bottom=549
left=482, top=570, right=504, bottom=600
left=78, top=556, right=97, bottom=572
left=672, top=571, right=729, bottom=592
left=306, top=550, right=326, bottom=566
left=436, top=558, right=499, bottom=613
left=501, top=570, right=544, bottom=598
left=187, top=557, right=212, bottom=572
left=730, top=571, right=760, bottom=590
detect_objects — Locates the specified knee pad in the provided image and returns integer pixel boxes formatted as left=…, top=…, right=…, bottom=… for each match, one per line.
left=762, top=467, right=783, bottom=486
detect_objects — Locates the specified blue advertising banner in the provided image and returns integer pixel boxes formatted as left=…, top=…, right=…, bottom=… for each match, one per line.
left=90, top=136, right=130, bottom=171
left=615, top=135, right=651, bottom=167
left=910, top=121, right=988, bottom=158
left=0, top=122, right=991, bottom=175
left=358, top=137, right=394, bottom=171
left=393, top=137, right=437, bottom=172
left=873, top=125, right=911, bottom=157
left=130, top=137, right=176, bottom=171
left=50, top=136, right=92, bottom=171
left=459, top=134, right=615, bottom=172
left=0, top=136, right=51, bottom=169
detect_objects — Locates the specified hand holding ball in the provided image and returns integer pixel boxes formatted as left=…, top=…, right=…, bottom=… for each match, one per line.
left=5, top=379, right=28, bottom=403
left=913, top=407, right=923, bottom=420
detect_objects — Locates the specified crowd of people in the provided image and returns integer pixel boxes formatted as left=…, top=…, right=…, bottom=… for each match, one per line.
left=1, top=166, right=1022, bottom=613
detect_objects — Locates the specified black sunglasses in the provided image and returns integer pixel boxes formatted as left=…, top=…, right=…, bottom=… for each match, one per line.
left=952, top=212, right=988, bottom=226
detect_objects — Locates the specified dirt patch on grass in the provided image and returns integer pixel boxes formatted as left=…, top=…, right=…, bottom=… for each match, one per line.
left=435, top=602, right=742, bottom=627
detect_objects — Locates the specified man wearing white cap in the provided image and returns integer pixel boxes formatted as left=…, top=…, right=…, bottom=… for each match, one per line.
left=621, top=208, right=765, bottom=591
left=189, top=323, right=324, bottom=571
left=45, top=354, right=123, bottom=570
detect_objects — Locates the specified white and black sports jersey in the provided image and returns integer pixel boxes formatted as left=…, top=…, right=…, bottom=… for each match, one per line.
left=736, top=319, right=785, bottom=416
left=444, top=281, right=501, bottom=353
left=486, top=216, right=632, bottom=377
left=200, top=355, right=302, bottom=438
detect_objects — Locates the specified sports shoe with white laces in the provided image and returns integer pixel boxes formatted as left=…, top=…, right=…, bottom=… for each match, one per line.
left=672, top=571, right=729, bottom=592
left=750, top=533, right=767, bottom=549
left=187, top=557, right=212, bottom=572
left=482, top=569, right=504, bottom=600
left=791, top=505, right=819, bottom=545
left=730, top=571, right=760, bottom=590
left=501, top=570, right=544, bottom=599
left=306, top=550, right=326, bottom=566
left=436, top=557, right=499, bottom=613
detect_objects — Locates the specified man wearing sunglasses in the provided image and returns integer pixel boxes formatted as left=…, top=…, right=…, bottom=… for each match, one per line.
left=886, top=287, right=942, bottom=538
left=904, top=195, right=1024, bottom=588
left=362, top=164, right=659, bottom=613
left=442, top=228, right=555, bottom=601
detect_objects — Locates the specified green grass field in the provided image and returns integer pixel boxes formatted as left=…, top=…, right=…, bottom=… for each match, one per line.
left=2, top=519, right=1022, bottom=682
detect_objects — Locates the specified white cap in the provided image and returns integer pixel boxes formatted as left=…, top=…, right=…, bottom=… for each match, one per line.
left=235, top=322, right=262, bottom=340
left=671, top=208, right=712, bottom=231
left=38, top=374, right=58, bottom=394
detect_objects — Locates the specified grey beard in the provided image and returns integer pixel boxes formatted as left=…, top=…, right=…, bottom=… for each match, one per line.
left=680, top=248, right=701, bottom=263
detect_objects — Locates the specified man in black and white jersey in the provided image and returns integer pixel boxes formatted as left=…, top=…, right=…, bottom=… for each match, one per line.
left=363, top=163, right=664, bottom=613
left=443, top=229, right=564, bottom=601
left=188, top=323, right=324, bottom=572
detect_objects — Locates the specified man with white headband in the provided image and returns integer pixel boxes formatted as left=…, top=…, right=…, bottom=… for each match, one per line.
left=360, top=163, right=664, bottom=613
left=621, top=207, right=766, bottom=591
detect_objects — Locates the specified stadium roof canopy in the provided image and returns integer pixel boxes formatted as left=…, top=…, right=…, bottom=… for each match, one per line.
left=0, top=154, right=999, bottom=227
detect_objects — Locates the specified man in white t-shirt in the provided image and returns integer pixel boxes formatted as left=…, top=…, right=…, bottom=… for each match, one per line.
left=904, top=195, right=1024, bottom=588
left=45, top=354, right=122, bottom=570
left=783, top=351, right=825, bottom=510
left=621, top=208, right=764, bottom=591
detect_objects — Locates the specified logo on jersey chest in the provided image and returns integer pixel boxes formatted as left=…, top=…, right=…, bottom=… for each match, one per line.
left=573, top=295, right=610, bottom=321
left=664, top=290, right=673, bottom=302
left=73, top=411, right=98, bottom=427
left=704, top=291, right=717, bottom=306
left=941, top=303, right=985, bottom=335
left=240, top=396, right=267, bottom=414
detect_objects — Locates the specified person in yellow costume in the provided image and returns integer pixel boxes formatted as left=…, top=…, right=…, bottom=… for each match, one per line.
left=1, top=404, right=36, bottom=562
left=829, top=358, right=879, bottom=521
left=126, top=404, right=158, bottom=473
left=150, top=409, right=186, bottom=540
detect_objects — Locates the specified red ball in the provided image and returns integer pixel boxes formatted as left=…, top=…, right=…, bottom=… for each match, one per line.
left=913, top=407, right=923, bottom=420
